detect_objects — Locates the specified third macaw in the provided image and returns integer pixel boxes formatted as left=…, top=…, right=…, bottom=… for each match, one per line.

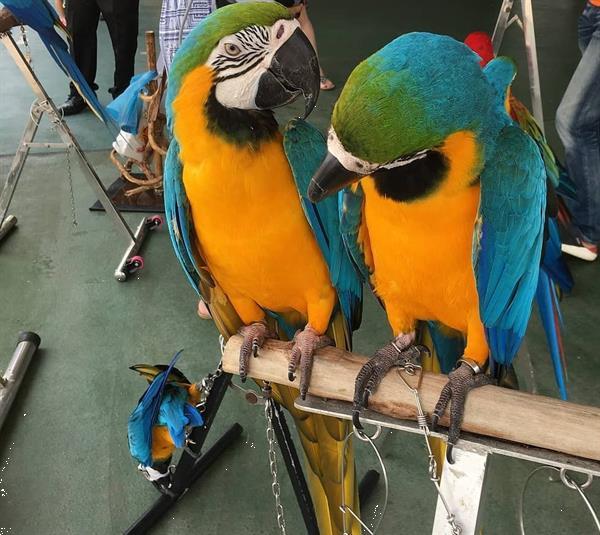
left=308, top=32, right=566, bottom=459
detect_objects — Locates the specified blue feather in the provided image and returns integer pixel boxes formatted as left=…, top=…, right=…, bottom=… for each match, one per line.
left=283, top=119, right=363, bottom=333
left=475, top=125, right=546, bottom=368
left=3, top=0, right=113, bottom=125
left=128, top=350, right=203, bottom=467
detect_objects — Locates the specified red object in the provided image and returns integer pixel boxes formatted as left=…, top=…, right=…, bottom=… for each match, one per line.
left=464, top=31, right=495, bottom=67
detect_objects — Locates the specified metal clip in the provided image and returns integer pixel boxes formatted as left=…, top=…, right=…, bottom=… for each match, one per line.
left=396, top=364, right=462, bottom=535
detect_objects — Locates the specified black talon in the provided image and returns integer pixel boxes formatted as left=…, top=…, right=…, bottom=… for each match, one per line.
left=352, top=409, right=363, bottom=430
left=446, top=443, right=455, bottom=464
left=288, top=371, right=296, bottom=381
left=252, top=341, right=259, bottom=357
left=430, top=413, right=439, bottom=431
left=361, top=387, right=372, bottom=409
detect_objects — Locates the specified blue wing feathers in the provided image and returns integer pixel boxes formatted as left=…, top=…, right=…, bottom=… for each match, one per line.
left=164, top=139, right=202, bottom=294
left=284, top=119, right=362, bottom=331
left=128, top=350, right=203, bottom=466
left=3, top=0, right=112, bottom=124
left=475, top=125, right=546, bottom=367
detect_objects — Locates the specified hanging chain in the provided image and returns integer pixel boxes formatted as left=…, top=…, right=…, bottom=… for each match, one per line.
left=396, top=365, right=462, bottom=535
left=19, top=25, right=32, bottom=64
left=65, top=145, right=78, bottom=226
left=263, top=382, right=287, bottom=534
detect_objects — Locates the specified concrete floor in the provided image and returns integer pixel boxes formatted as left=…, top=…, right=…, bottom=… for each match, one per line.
left=0, top=1, right=598, bottom=534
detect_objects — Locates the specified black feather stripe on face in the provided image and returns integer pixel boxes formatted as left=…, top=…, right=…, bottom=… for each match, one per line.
left=213, top=25, right=270, bottom=81
left=372, top=150, right=449, bottom=202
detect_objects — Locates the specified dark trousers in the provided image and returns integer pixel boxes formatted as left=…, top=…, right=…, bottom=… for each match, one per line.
left=66, top=0, right=140, bottom=97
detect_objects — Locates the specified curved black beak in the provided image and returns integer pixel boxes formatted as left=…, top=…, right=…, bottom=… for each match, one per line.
left=308, top=152, right=363, bottom=203
left=255, top=27, right=320, bottom=118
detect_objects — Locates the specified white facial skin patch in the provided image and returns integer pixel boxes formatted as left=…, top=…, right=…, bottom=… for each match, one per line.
left=327, top=127, right=431, bottom=173
left=206, top=19, right=301, bottom=110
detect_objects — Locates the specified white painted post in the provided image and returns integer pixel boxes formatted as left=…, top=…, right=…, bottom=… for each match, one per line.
left=432, top=447, right=489, bottom=535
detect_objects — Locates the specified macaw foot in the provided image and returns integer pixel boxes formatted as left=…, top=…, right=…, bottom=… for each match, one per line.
left=352, top=335, right=427, bottom=430
left=288, top=326, right=333, bottom=399
left=238, top=321, right=277, bottom=383
left=431, top=359, right=495, bottom=463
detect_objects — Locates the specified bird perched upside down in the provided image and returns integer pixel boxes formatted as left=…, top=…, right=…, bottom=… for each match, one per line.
left=127, top=351, right=204, bottom=485
left=164, top=4, right=362, bottom=532
left=309, top=32, right=562, bottom=459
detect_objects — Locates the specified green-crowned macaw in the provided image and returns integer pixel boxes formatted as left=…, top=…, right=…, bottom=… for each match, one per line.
left=127, top=351, right=204, bottom=484
left=2, top=0, right=110, bottom=123
left=308, top=32, right=566, bottom=459
left=163, top=3, right=362, bottom=532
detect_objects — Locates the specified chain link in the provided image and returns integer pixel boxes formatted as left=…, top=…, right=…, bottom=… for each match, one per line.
left=19, top=25, right=32, bottom=64
left=263, top=383, right=286, bottom=534
left=65, top=146, right=78, bottom=226
left=397, top=366, right=462, bottom=535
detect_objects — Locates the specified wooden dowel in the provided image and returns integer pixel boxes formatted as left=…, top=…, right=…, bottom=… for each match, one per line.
left=222, top=335, right=600, bottom=462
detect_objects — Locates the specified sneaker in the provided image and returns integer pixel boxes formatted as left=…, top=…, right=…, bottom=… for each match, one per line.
left=561, top=229, right=598, bottom=261
left=58, top=93, right=87, bottom=116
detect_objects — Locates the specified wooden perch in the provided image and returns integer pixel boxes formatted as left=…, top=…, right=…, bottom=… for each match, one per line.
left=222, top=335, right=600, bottom=462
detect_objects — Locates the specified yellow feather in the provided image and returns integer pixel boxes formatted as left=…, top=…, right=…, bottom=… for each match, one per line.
left=173, top=65, right=360, bottom=534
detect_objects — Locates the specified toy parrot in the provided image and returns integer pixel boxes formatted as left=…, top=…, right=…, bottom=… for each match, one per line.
left=2, top=0, right=111, bottom=123
left=163, top=4, right=362, bottom=533
left=128, top=350, right=204, bottom=484
left=308, top=32, right=566, bottom=460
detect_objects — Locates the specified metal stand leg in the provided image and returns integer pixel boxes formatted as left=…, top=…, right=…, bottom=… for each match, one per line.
left=0, top=331, right=41, bottom=430
left=0, top=31, right=160, bottom=278
left=491, top=0, right=545, bottom=132
left=124, top=372, right=243, bottom=535
left=271, top=401, right=320, bottom=535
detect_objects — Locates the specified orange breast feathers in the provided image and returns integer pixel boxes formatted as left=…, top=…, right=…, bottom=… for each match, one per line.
left=171, top=65, right=335, bottom=331
left=361, top=131, right=485, bottom=341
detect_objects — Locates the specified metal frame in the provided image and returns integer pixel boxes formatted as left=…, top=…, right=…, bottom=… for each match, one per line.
left=492, top=0, right=545, bottom=131
left=296, top=396, right=600, bottom=535
left=0, top=331, right=41, bottom=430
left=125, top=373, right=325, bottom=535
left=0, top=31, right=157, bottom=281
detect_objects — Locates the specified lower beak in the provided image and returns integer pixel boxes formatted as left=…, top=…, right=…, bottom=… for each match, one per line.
left=255, top=27, right=320, bottom=118
left=308, top=152, right=363, bottom=202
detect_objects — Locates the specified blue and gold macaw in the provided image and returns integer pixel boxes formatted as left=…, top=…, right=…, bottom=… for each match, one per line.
left=308, top=32, right=567, bottom=459
left=128, top=351, right=204, bottom=483
left=163, top=4, right=362, bottom=533
left=2, top=0, right=110, bottom=123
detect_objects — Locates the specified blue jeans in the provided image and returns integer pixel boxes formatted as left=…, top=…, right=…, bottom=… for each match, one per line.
left=555, top=2, right=600, bottom=244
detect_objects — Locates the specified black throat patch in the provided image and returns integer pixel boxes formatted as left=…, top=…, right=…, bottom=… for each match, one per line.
left=372, top=150, right=449, bottom=202
left=204, top=87, right=279, bottom=149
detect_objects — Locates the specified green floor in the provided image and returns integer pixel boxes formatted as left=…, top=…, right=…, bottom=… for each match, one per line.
left=1, top=1, right=599, bottom=533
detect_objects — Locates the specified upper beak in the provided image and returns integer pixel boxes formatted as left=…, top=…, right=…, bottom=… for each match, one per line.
left=255, top=27, right=320, bottom=118
left=308, top=152, right=363, bottom=203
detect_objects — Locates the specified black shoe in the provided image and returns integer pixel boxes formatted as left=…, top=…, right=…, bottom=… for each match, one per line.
left=108, top=86, right=126, bottom=99
left=58, top=94, right=87, bottom=116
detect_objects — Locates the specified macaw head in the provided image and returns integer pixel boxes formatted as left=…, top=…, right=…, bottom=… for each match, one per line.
left=308, top=33, right=508, bottom=203
left=464, top=31, right=495, bottom=67
left=167, top=2, right=320, bottom=119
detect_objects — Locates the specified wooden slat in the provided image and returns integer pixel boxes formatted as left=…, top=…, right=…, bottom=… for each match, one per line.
left=222, top=335, right=600, bottom=462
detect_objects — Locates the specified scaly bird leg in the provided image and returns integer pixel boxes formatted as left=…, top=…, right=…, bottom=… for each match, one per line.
left=288, top=326, right=333, bottom=399
left=353, top=332, right=428, bottom=429
left=431, top=359, right=495, bottom=463
left=238, top=321, right=277, bottom=382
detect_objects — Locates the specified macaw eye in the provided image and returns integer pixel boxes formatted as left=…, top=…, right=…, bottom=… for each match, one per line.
left=224, top=43, right=241, bottom=56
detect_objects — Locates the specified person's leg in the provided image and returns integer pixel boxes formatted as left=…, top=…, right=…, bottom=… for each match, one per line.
left=295, top=3, right=335, bottom=90
left=555, top=5, right=600, bottom=254
left=99, top=0, right=140, bottom=98
left=59, top=0, right=100, bottom=114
